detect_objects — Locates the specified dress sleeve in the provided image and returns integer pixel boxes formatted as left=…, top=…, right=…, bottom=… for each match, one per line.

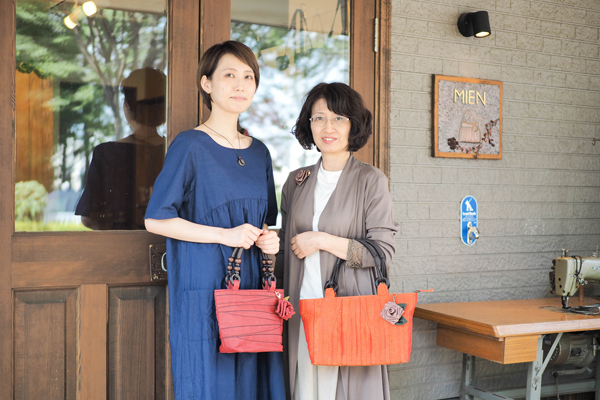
left=359, top=173, right=400, bottom=270
left=265, top=149, right=278, bottom=227
left=145, top=135, right=194, bottom=220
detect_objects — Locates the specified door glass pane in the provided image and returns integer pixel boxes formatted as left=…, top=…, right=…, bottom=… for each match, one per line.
left=15, top=0, right=168, bottom=231
left=231, top=0, right=350, bottom=225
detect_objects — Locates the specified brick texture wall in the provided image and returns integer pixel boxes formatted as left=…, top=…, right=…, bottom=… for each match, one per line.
left=389, top=0, right=600, bottom=398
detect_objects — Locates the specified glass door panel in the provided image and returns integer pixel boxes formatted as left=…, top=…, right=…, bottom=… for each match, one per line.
left=15, top=0, right=167, bottom=231
left=231, top=0, right=350, bottom=223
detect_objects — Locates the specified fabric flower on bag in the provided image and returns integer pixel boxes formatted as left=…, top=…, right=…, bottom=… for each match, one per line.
left=295, top=169, right=311, bottom=186
left=276, top=294, right=295, bottom=320
left=381, top=301, right=404, bottom=325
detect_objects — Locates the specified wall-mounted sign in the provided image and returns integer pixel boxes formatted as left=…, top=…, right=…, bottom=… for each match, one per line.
left=434, top=75, right=502, bottom=159
left=460, top=196, right=478, bottom=246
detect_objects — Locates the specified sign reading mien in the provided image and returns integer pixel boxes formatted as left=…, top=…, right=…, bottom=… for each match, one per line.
left=434, top=75, right=502, bottom=160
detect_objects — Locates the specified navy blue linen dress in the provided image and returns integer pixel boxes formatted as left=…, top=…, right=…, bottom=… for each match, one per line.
left=145, top=129, right=285, bottom=400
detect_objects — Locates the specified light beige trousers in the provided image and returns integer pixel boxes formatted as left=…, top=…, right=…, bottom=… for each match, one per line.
left=294, top=319, right=339, bottom=400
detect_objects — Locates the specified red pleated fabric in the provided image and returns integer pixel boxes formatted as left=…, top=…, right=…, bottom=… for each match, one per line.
left=299, top=284, right=418, bottom=366
left=214, top=284, right=284, bottom=353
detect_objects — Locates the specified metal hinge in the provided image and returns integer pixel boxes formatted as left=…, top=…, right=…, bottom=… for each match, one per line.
left=374, top=18, right=379, bottom=53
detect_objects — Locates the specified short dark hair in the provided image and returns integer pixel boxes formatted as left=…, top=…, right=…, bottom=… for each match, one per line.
left=121, top=67, right=166, bottom=127
left=197, top=41, right=260, bottom=110
left=292, top=82, right=372, bottom=152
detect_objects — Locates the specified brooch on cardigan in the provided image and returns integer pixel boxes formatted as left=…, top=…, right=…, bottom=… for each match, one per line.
left=295, top=169, right=311, bottom=186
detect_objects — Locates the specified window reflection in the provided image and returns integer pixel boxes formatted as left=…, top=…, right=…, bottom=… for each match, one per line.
left=75, top=68, right=166, bottom=230
left=15, top=0, right=167, bottom=231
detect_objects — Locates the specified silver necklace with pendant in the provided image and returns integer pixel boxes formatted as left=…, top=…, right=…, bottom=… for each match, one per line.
left=204, top=124, right=246, bottom=166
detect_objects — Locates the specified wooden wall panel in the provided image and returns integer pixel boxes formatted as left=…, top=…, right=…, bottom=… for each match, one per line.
left=109, top=286, right=167, bottom=400
left=30, top=74, right=42, bottom=187
left=79, top=285, right=108, bottom=400
left=14, top=289, right=77, bottom=400
left=12, top=231, right=164, bottom=287
left=15, top=71, right=54, bottom=192
left=16, top=71, right=30, bottom=184
left=41, top=75, right=54, bottom=189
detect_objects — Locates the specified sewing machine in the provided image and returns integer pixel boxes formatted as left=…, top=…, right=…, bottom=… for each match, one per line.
left=550, top=254, right=600, bottom=308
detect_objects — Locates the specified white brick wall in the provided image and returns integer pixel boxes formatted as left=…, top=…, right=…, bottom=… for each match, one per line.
left=389, top=0, right=600, bottom=398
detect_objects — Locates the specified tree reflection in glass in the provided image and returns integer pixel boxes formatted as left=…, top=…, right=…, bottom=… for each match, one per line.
left=15, top=0, right=167, bottom=231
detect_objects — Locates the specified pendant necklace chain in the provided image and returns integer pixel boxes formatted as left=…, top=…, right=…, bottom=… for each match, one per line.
left=204, top=123, right=246, bottom=166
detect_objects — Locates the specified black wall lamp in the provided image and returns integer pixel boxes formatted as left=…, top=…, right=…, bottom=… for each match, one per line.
left=458, top=11, right=491, bottom=38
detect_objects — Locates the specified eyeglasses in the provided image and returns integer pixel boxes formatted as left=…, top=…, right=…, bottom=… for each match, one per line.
left=309, top=115, right=350, bottom=127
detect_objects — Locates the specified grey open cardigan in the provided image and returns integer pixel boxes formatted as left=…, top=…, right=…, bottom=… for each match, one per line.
left=275, top=156, right=400, bottom=400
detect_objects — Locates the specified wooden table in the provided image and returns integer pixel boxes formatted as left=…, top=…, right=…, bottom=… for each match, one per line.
left=415, top=297, right=600, bottom=400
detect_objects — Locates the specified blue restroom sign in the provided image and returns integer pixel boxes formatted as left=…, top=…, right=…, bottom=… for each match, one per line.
left=460, top=196, right=478, bottom=246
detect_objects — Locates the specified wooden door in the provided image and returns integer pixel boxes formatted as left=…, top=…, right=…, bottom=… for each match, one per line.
left=1, top=0, right=203, bottom=398
left=0, top=0, right=389, bottom=399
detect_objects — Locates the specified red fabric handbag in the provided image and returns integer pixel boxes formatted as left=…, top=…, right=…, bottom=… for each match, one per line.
left=299, top=239, right=431, bottom=366
left=214, top=248, right=294, bottom=353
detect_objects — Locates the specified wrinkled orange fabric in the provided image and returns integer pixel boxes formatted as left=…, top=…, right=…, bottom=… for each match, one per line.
left=299, top=284, right=423, bottom=366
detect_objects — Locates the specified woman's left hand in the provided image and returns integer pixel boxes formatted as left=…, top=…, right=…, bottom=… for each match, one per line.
left=291, top=231, right=323, bottom=259
left=255, top=229, right=280, bottom=255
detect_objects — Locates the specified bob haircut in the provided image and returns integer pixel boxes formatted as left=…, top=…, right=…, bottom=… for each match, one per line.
left=196, top=41, right=260, bottom=110
left=292, top=82, right=372, bottom=152
left=121, top=67, right=166, bottom=127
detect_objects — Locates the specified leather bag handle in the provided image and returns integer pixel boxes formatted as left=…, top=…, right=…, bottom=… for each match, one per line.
left=357, top=239, right=389, bottom=288
left=360, top=239, right=388, bottom=280
left=324, top=239, right=389, bottom=293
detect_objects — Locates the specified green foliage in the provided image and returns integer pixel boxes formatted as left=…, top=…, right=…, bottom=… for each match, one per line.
left=16, top=2, right=82, bottom=81
left=16, top=51, right=50, bottom=78
left=15, top=220, right=91, bottom=232
left=15, top=180, right=48, bottom=222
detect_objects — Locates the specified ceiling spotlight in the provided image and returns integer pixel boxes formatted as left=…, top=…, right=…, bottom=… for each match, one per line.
left=458, top=11, right=491, bottom=38
left=64, top=15, right=77, bottom=29
left=64, top=10, right=81, bottom=29
left=82, top=1, right=97, bottom=16
left=63, top=2, right=97, bottom=29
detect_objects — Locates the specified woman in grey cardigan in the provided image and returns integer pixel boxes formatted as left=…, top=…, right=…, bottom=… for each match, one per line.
left=276, top=82, right=399, bottom=400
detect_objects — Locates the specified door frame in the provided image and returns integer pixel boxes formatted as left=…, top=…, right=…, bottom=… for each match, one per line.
left=0, top=0, right=390, bottom=398
left=352, top=0, right=391, bottom=172
left=0, top=0, right=14, bottom=396
left=375, top=0, right=392, bottom=175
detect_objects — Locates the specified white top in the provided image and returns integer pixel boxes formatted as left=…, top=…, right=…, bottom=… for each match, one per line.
left=299, top=164, right=342, bottom=300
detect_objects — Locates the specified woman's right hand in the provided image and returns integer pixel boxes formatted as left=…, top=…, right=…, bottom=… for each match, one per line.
left=221, top=223, right=263, bottom=249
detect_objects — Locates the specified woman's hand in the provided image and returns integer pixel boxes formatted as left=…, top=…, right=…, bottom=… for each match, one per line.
left=255, top=229, right=280, bottom=255
left=291, top=231, right=324, bottom=259
left=221, top=223, right=263, bottom=249
left=291, top=232, right=350, bottom=260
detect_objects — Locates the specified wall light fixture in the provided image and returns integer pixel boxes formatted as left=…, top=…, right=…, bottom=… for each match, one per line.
left=458, top=11, right=491, bottom=38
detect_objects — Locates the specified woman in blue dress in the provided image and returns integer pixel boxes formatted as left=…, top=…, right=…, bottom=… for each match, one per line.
left=145, top=41, right=285, bottom=400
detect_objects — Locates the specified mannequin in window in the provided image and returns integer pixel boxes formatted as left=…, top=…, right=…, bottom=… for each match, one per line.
left=75, top=67, right=166, bottom=230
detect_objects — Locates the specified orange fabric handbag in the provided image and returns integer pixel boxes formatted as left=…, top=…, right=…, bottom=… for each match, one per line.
left=214, top=248, right=294, bottom=353
left=299, top=239, right=431, bottom=366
